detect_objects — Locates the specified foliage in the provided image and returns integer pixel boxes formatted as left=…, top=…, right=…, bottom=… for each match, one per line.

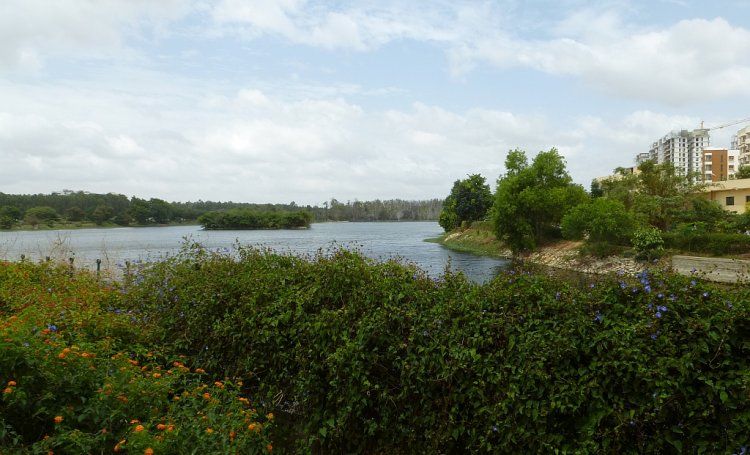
left=735, top=165, right=750, bottom=179
left=3, top=249, right=750, bottom=453
left=438, top=174, right=493, bottom=232
left=198, top=209, right=313, bottom=230
left=0, top=261, right=273, bottom=454
left=493, top=148, right=588, bottom=253
left=0, top=191, right=443, bottom=227
left=23, top=206, right=59, bottom=227
left=562, top=198, right=637, bottom=245
left=662, top=231, right=750, bottom=256
left=91, top=205, right=114, bottom=225
left=115, top=247, right=750, bottom=453
left=632, top=161, right=704, bottom=231
left=631, top=227, right=665, bottom=260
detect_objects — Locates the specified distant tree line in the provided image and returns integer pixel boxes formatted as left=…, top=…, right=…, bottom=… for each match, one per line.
left=199, top=209, right=312, bottom=230
left=0, top=190, right=442, bottom=229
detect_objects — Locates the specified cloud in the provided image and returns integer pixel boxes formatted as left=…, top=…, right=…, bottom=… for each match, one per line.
left=0, top=0, right=191, bottom=70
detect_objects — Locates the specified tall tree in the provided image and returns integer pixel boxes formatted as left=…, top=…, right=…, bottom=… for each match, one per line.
left=493, top=148, right=587, bottom=253
left=438, top=174, right=493, bottom=232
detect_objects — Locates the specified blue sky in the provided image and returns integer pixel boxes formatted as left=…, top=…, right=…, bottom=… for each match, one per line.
left=1, top=0, right=749, bottom=204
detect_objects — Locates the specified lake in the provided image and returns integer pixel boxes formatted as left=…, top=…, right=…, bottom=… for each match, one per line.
left=0, top=222, right=509, bottom=283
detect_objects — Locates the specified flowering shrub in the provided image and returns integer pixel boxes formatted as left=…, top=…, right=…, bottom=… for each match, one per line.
left=0, top=261, right=273, bottom=454
left=3, top=248, right=750, bottom=453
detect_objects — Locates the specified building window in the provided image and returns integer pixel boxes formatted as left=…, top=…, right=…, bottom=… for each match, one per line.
left=726, top=196, right=735, bottom=206
left=746, top=195, right=750, bottom=203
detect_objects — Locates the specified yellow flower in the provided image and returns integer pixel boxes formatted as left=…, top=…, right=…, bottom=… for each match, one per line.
left=266, top=412, right=274, bottom=421
left=206, top=428, right=214, bottom=434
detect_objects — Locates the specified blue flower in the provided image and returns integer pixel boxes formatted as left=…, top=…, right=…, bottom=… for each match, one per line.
left=702, top=292, right=710, bottom=298
left=594, top=311, right=603, bottom=323
left=555, top=292, right=561, bottom=300
left=655, top=312, right=662, bottom=318
left=657, top=305, right=667, bottom=313
left=644, top=285, right=652, bottom=293
left=619, top=281, right=627, bottom=289
left=47, top=324, right=58, bottom=332
left=657, top=293, right=664, bottom=299
left=690, top=280, right=697, bottom=287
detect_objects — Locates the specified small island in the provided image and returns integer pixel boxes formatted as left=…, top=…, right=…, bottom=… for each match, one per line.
left=198, top=208, right=313, bottom=230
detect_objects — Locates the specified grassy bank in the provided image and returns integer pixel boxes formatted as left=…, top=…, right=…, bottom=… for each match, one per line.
left=425, top=221, right=510, bottom=258
left=1, top=220, right=200, bottom=232
left=2, top=245, right=750, bottom=453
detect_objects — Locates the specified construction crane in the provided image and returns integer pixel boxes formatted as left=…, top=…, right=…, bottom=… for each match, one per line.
left=699, top=117, right=750, bottom=131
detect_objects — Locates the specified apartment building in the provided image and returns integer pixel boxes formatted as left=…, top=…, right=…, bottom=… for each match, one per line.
left=735, top=125, right=750, bottom=166
left=646, top=128, right=710, bottom=175
left=700, top=147, right=739, bottom=182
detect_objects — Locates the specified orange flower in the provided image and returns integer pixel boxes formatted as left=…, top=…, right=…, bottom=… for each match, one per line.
left=229, top=430, right=236, bottom=441
left=238, top=397, right=249, bottom=405
left=57, top=352, right=67, bottom=359
left=2, top=387, right=12, bottom=394
left=267, top=444, right=273, bottom=452
left=134, top=425, right=145, bottom=433
left=206, top=428, right=214, bottom=434
left=130, top=419, right=141, bottom=424
left=54, top=416, right=63, bottom=424
left=214, top=381, right=224, bottom=389
left=152, top=373, right=162, bottom=379
left=144, top=448, right=154, bottom=455
left=247, top=423, right=257, bottom=431
left=166, top=424, right=175, bottom=432
left=266, top=412, right=274, bottom=421
left=156, top=424, right=167, bottom=431
left=202, top=392, right=211, bottom=400
left=7, top=380, right=17, bottom=387
left=195, top=368, right=206, bottom=374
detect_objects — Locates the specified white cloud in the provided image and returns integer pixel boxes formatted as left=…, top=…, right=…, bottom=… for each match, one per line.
left=0, top=0, right=192, bottom=70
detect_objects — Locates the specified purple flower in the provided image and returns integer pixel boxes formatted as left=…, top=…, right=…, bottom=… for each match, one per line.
left=47, top=324, right=58, bottom=332
left=690, top=280, right=697, bottom=287
left=702, top=292, right=710, bottom=298
left=619, top=282, right=627, bottom=289
left=655, top=312, right=662, bottom=318
left=657, top=305, right=667, bottom=313
left=657, top=293, right=664, bottom=299
left=650, top=333, right=658, bottom=340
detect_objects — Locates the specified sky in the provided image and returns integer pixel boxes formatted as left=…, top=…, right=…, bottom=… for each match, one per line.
left=1, top=0, right=749, bottom=205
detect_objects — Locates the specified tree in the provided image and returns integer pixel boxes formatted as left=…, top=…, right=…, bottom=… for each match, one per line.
left=65, top=206, right=86, bottom=222
left=24, top=206, right=59, bottom=227
left=632, top=160, right=703, bottom=231
left=493, top=148, right=588, bottom=253
left=90, top=204, right=114, bottom=225
left=735, top=165, right=750, bottom=179
left=438, top=174, right=493, bottom=232
left=561, top=198, right=637, bottom=245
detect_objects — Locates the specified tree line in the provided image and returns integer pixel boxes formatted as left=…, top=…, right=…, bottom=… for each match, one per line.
left=439, top=148, right=750, bottom=257
left=0, top=190, right=442, bottom=229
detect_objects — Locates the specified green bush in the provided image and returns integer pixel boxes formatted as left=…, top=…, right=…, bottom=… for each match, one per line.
left=562, top=198, right=636, bottom=244
left=631, top=227, right=664, bottom=260
left=662, top=231, right=750, bottom=256
left=119, top=245, right=750, bottom=453
left=198, top=209, right=312, bottom=230
left=0, top=261, right=273, bottom=454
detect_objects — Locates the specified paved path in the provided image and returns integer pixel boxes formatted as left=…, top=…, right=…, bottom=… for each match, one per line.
left=672, top=255, right=750, bottom=283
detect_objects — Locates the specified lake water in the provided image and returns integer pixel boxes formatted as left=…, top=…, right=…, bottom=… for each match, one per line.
left=0, top=222, right=509, bottom=283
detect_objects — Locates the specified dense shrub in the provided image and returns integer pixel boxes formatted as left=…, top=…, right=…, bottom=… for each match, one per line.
left=631, top=227, right=665, bottom=260
left=118, top=245, right=750, bottom=453
left=663, top=231, right=750, bottom=256
left=0, top=261, right=273, bottom=454
left=562, top=198, right=636, bottom=244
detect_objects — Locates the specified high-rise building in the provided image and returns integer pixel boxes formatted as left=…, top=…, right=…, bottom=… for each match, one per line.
left=735, top=125, right=750, bottom=167
left=646, top=128, right=710, bottom=175
left=700, top=147, right=739, bottom=182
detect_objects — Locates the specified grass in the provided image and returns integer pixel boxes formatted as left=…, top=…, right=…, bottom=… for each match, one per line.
left=425, top=221, right=510, bottom=258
